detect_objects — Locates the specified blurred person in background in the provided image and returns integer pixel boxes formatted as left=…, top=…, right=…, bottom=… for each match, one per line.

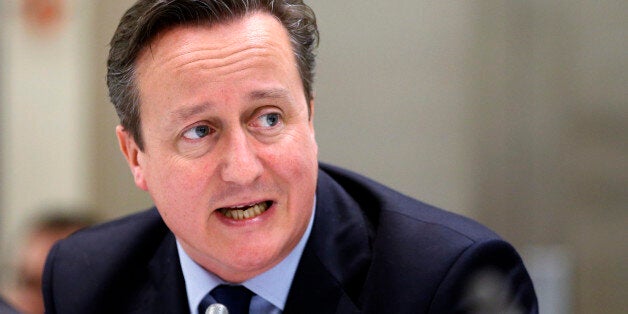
left=0, top=294, right=19, bottom=314
left=2, top=212, right=93, bottom=314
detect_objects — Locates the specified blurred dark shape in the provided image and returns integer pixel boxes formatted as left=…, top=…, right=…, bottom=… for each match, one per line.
left=3, top=212, right=95, bottom=314
left=0, top=294, right=20, bottom=314
left=462, top=267, right=524, bottom=314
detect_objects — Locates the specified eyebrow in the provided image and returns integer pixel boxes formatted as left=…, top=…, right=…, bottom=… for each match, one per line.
left=171, top=102, right=213, bottom=123
left=248, top=88, right=291, bottom=101
left=169, top=88, right=292, bottom=123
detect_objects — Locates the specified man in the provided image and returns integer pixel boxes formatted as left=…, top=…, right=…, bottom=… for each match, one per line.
left=43, top=1, right=537, bottom=313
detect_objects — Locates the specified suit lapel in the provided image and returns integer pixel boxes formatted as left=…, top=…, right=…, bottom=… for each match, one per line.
left=283, top=247, right=348, bottom=313
left=284, top=169, right=373, bottom=313
left=133, top=231, right=189, bottom=313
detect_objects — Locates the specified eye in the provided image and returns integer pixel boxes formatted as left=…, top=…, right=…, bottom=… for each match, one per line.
left=258, top=113, right=281, bottom=128
left=182, top=125, right=211, bottom=140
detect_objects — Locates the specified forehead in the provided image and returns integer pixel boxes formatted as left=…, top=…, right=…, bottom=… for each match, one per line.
left=135, top=12, right=293, bottom=76
left=132, top=11, right=304, bottom=131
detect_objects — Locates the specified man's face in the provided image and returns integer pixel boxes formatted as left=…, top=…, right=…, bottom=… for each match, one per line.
left=117, top=12, right=318, bottom=282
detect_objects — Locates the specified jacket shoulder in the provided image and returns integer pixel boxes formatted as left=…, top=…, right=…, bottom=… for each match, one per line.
left=319, top=163, right=499, bottom=242
left=318, top=164, right=537, bottom=313
left=42, top=208, right=183, bottom=313
left=61, top=208, right=167, bottom=250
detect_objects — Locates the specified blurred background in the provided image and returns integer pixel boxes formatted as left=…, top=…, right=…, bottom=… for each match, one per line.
left=0, top=0, right=626, bottom=313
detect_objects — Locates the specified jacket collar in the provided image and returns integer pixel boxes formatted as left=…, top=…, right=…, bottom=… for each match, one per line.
left=140, top=231, right=190, bottom=313
left=284, top=168, right=373, bottom=313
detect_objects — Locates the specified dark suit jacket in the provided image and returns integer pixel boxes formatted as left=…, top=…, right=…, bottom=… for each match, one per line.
left=43, top=164, right=537, bottom=313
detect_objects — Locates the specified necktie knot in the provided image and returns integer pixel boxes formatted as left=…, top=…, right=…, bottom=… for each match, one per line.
left=198, top=285, right=253, bottom=314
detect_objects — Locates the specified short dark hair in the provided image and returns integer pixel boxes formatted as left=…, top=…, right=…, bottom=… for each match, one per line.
left=107, top=0, right=319, bottom=150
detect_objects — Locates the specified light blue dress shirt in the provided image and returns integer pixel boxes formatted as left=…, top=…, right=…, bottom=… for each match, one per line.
left=178, top=200, right=316, bottom=314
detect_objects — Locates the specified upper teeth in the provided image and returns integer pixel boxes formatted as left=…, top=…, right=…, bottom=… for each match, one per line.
left=220, top=202, right=269, bottom=220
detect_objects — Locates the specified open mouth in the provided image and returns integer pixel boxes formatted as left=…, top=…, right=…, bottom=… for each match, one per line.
left=218, top=201, right=272, bottom=220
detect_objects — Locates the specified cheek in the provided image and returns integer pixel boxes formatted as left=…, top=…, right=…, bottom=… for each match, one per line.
left=269, top=139, right=318, bottom=190
left=151, top=163, right=209, bottom=237
left=145, top=157, right=212, bottom=212
left=266, top=136, right=317, bottom=172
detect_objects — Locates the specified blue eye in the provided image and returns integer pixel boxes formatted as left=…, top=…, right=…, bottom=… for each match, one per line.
left=260, top=113, right=280, bottom=127
left=183, top=125, right=211, bottom=139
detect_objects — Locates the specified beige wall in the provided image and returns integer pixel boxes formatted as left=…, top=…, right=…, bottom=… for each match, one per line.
left=1, top=1, right=626, bottom=313
left=0, top=0, right=96, bottom=282
left=469, top=2, right=627, bottom=313
left=311, top=1, right=477, bottom=215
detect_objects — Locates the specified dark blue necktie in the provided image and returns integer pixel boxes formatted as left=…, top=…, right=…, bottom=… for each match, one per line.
left=198, top=285, right=253, bottom=314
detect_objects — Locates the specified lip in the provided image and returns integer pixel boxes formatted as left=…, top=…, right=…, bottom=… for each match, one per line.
left=215, top=200, right=275, bottom=224
left=218, top=199, right=271, bottom=210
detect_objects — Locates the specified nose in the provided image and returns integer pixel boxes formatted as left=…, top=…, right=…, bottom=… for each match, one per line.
left=219, top=129, right=263, bottom=185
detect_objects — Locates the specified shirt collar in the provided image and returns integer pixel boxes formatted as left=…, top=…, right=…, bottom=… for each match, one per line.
left=178, top=198, right=316, bottom=313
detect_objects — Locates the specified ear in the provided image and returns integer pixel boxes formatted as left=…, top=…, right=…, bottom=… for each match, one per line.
left=116, top=125, right=148, bottom=191
left=307, top=99, right=317, bottom=150
left=308, top=98, right=315, bottom=125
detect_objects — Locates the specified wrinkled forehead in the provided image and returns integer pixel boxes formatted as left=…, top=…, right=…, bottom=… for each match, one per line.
left=137, top=10, right=287, bottom=62
left=135, top=11, right=296, bottom=76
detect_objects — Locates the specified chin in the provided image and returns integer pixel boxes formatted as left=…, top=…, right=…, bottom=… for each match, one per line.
left=225, top=242, right=287, bottom=275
